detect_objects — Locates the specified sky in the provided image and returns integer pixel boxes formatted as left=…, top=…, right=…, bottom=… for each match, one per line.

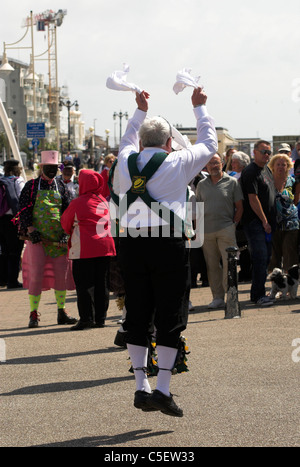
left=2, top=0, right=300, bottom=145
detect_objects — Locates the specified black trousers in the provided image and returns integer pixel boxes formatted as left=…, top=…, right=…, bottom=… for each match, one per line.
left=119, top=236, right=190, bottom=349
left=0, top=215, right=24, bottom=287
left=72, top=257, right=110, bottom=324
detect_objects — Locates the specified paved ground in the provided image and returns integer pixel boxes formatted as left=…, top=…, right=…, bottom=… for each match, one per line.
left=1, top=275, right=300, bottom=448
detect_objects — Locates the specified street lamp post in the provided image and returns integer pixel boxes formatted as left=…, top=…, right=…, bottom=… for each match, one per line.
left=105, top=129, right=110, bottom=155
left=59, top=98, right=79, bottom=151
left=113, top=111, right=128, bottom=144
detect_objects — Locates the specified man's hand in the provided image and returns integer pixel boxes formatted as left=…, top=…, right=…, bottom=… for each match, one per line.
left=263, top=221, right=272, bottom=234
left=136, top=90, right=150, bottom=112
left=191, top=87, right=207, bottom=107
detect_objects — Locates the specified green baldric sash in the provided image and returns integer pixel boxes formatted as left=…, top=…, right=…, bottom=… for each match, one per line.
left=109, top=152, right=192, bottom=236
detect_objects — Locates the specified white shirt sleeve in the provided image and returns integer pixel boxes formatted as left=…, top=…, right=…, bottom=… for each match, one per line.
left=118, top=109, right=147, bottom=157
left=179, top=106, right=218, bottom=184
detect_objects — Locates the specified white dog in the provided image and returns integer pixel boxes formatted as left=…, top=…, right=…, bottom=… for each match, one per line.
left=268, top=264, right=300, bottom=300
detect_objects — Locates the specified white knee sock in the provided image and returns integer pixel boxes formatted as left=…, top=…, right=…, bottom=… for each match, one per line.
left=156, top=345, right=178, bottom=396
left=127, top=343, right=152, bottom=393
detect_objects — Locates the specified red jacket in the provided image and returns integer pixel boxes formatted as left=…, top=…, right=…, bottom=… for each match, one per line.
left=61, top=169, right=116, bottom=259
left=100, top=167, right=111, bottom=200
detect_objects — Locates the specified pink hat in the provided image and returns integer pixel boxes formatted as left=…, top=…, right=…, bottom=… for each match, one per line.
left=40, top=151, right=59, bottom=165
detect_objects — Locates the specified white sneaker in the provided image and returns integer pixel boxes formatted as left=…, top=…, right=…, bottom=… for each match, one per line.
left=256, top=296, right=274, bottom=307
left=207, top=298, right=225, bottom=309
left=189, top=301, right=194, bottom=311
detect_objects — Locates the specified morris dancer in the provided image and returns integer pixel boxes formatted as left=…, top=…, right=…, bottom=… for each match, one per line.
left=18, top=151, right=77, bottom=328
left=117, top=88, right=217, bottom=416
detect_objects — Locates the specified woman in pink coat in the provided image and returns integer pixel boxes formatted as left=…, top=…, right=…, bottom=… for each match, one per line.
left=61, top=169, right=116, bottom=330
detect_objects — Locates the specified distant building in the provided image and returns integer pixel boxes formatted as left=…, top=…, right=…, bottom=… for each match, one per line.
left=0, top=56, right=85, bottom=150
left=215, top=127, right=238, bottom=157
left=175, top=125, right=294, bottom=158
left=69, top=109, right=85, bottom=150
left=0, top=58, right=50, bottom=146
left=235, top=137, right=260, bottom=157
left=175, top=125, right=238, bottom=158
left=273, top=135, right=300, bottom=153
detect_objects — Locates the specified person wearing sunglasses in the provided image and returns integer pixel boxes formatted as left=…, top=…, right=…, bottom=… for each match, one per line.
left=240, top=140, right=276, bottom=307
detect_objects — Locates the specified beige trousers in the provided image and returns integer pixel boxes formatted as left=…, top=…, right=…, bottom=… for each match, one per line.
left=202, top=224, right=237, bottom=300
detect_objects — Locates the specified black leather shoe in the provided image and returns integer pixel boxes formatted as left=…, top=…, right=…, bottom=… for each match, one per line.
left=94, top=322, right=105, bottom=328
left=149, top=389, right=183, bottom=417
left=57, top=308, right=78, bottom=325
left=70, top=320, right=94, bottom=331
left=134, top=391, right=159, bottom=412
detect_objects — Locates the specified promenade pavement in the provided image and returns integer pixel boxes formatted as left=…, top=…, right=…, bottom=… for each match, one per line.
left=0, top=275, right=300, bottom=448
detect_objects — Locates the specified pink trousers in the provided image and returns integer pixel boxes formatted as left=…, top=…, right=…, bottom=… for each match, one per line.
left=22, top=241, right=75, bottom=295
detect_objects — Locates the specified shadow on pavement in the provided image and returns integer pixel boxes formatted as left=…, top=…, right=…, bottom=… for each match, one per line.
left=1, top=375, right=135, bottom=396
left=33, top=429, right=174, bottom=447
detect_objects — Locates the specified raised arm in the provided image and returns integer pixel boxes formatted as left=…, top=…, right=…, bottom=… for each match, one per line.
left=181, top=87, right=218, bottom=181
left=118, top=91, right=150, bottom=156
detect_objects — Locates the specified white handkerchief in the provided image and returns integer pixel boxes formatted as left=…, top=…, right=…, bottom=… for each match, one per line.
left=171, top=127, right=192, bottom=150
left=173, top=68, right=201, bottom=95
left=106, top=63, right=143, bottom=94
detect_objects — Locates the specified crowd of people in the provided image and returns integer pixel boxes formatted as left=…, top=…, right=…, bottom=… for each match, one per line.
left=1, top=87, right=300, bottom=418
left=189, top=141, right=300, bottom=308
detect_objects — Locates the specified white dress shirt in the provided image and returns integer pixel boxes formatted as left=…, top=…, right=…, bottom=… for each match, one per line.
left=117, top=106, right=218, bottom=228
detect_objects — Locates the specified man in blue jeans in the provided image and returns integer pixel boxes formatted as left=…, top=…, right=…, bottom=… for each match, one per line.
left=240, top=140, right=276, bottom=306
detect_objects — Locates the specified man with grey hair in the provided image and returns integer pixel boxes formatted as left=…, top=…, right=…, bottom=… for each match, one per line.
left=196, top=153, right=243, bottom=309
left=138, top=117, right=171, bottom=148
left=117, top=88, right=218, bottom=417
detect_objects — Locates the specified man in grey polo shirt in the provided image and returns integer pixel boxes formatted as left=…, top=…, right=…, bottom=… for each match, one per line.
left=196, top=153, right=243, bottom=308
